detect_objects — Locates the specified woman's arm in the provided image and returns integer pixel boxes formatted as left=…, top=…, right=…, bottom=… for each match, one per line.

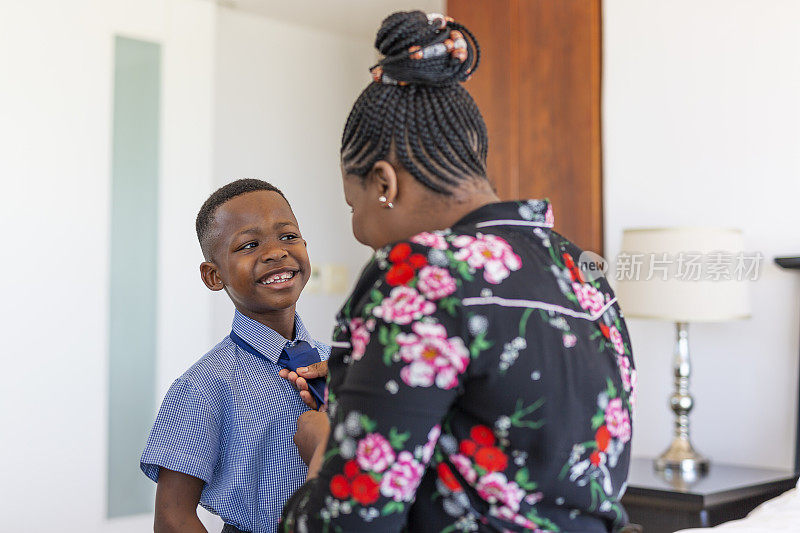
left=154, top=468, right=208, bottom=533
left=306, top=434, right=329, bottom=480
left=293, top=410, right=331, bottom=469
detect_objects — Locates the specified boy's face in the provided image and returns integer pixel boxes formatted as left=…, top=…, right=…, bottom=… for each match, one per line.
left=202, top=190, right=311, bottom=317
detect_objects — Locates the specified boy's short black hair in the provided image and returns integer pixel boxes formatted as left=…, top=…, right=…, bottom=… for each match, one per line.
left=196, top=179, right=288, bottom=259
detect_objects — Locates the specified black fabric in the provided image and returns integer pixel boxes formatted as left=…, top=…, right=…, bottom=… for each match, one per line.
left=282, top=201, right=635, bottom=532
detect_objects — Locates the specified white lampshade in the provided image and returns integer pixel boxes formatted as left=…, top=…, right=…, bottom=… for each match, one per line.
left=615, top=227, right=751, bottom=322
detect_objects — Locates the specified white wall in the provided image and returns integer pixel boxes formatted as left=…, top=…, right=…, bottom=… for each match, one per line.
left=603, top=0, right=800, bottom=470
left=0, top=0, right=216, bottom=531
left=211, top=7, right=377, bottom=342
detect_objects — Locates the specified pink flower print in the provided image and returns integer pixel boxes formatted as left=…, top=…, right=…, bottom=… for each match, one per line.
left=571, top=282, right=605, bottom=314
left=399, top=359, right=436, bottom=388
left=545, top=203, right=554, bottom=226
left=349, top=318, right=375, bottom=361
left=493, top=505, right=541, bottom=531
left=562, top=332, right=577, bottom=348
left=604, top=398, right=632, bottom=443
left=356, top=433, right=396, bottom=473
left=630, top=369, right=638, bottom=409
left=476, top=472, right=526, bottom=512
left=524, top=492, right=544, bottom=505
left=372, top=286, right=435, bottom=325
left=618, top=355, right=632, bottom=392
left=420, top=425, right=441, bottom=463
left=433, top=366, right=460, bottom=390
left=396, top=322, right=470, bottom=390
left=452, top=233, right=522, bottom=284
left=380, top=451, right=424, bottom=502
left=417, top=266, right=457, bottom=301
left=609, top=325, right=625, bottom=355
left=411, top=231, right=449, bottom=250
left=449, top=453, right=477, bottom=484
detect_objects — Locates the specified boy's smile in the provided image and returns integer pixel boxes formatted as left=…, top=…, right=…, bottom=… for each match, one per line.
left=201, top=190, right=311, bottom=333
left=258, top=269, right=298, bottom=286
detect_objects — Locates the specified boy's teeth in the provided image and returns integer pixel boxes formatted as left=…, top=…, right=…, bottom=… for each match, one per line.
left=262, top=271, right=295, bottom=284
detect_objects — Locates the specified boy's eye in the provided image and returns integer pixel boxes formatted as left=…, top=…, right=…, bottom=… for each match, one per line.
left=280, top=234, right=299, bottom=241
left=238, top=241, right=258, bottom=251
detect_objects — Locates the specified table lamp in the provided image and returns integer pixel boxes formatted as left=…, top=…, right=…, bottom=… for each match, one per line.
left=615, top=228, right=750, bottom=477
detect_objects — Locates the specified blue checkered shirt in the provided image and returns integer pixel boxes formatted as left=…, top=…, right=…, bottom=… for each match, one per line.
left=140, top=310, right=330, bottom=533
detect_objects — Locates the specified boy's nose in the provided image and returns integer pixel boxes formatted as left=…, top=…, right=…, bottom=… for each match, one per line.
left=260, top=246, right=289, bottom=262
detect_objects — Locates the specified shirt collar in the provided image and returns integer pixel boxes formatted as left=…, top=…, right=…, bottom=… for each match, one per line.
left=453, top=199, right=554, bottom=229
left=231, top=310, right=314, bottom=364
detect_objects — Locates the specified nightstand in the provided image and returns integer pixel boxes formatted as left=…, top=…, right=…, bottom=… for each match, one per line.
left=621, top=457, right=798, bottom=532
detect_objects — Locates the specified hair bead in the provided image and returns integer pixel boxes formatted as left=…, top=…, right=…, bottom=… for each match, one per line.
left=409, top=45, right=423, bottom=60
left=370, top=65, right=406, bottom=86
left=426, top=12, right=454, bottom=30
left=409, top=42, right=450, bottom=61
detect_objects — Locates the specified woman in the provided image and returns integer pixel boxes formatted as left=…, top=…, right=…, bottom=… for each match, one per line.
left=281, top=11, right=635, bottom=532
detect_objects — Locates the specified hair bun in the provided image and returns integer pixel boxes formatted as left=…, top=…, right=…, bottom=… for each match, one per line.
left=372, top=11, right=480, bottom=87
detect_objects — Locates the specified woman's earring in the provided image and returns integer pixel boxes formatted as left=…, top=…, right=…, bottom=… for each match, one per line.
left=378, top=195, right=394, bottom=209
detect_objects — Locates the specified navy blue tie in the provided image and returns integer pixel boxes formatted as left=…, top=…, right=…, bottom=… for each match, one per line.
left=277, top=340, right=326, bottom=410
left=229, top=331, right=326, bottom=410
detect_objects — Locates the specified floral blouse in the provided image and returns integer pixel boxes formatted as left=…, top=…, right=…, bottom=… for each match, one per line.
left=281, top=201, right=636, bottom=532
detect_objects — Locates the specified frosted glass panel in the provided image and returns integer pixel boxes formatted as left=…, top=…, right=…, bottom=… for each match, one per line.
left=107, top=35, right=161, bottom=518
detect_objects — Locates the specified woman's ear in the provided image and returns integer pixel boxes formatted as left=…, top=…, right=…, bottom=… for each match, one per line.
left=200, top=262, right=225, bottom=291
left=369, top=160, right=399, bottom=206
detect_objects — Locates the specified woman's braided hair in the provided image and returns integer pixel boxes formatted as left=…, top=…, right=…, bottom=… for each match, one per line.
left=341, top=11, right=488, bottom=195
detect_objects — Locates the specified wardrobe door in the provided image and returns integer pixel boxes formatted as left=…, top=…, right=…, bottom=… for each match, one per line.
left=448, top=0, right=604, bottom=253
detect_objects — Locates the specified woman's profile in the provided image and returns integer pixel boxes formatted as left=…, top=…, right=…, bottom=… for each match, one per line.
left=281, top=10, right=635, bottom=532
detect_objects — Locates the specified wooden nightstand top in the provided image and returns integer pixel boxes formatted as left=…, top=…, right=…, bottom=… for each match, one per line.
left=624, top=457, right=798, bottom=509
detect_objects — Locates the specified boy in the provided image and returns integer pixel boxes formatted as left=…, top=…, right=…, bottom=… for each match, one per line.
left=140, top=179, right=329, bottom=533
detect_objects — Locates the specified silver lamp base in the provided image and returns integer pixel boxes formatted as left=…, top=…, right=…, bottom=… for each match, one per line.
left=655, top=437, right=709, bottom=477
left=653, top=322, right=710, bottom=479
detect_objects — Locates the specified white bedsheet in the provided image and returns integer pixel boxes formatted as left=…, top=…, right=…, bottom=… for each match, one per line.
left=677, top=482, right=800, bottom=532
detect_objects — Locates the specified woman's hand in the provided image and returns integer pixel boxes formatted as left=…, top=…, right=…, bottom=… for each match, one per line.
left=294, top=410, right=330, bottom=467
left=279, top=361, right=328, bottom=410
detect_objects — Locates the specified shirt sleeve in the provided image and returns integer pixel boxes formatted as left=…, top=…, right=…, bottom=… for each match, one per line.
left=140, top=377, right=221, bottom=485
left=282, top=241, right=471, bottom=532
left=316, top=342, right=331, bottom=362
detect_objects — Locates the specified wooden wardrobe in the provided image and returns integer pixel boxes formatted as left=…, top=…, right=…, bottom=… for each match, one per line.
left=448, top=0, right=603, bottom=254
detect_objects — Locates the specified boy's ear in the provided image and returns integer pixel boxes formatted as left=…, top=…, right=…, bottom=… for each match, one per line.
left=200, top=261, right=225, bottom=291
left=369, top=160, right=398, bottom=204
